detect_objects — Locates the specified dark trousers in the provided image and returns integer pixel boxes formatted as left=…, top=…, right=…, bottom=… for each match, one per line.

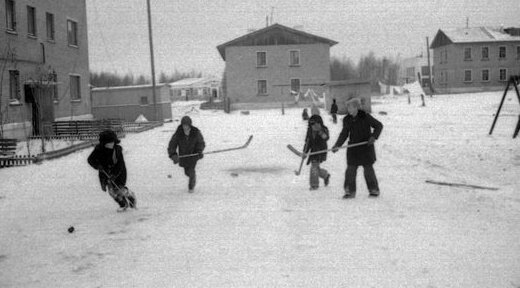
left=332, top=113, right=337, bottom=123
left=344, top=164, right=379, bottom=194
left=183, top=165, right=196, bottom=189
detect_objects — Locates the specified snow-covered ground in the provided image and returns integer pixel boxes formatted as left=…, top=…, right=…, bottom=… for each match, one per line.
left=1, top=92, right=519, bottom=287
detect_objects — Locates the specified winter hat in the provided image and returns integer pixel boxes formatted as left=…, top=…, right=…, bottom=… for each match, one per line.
left=345, top=98, right=362, bottom=108
left=309, top=114, right=324, bottom=126
left=181, top=116, right=192, bottom=126
left=99, top=129, right=120, bottom=145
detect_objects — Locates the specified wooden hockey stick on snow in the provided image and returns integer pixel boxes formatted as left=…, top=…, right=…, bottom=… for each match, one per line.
left=425, top=180, right=499, bottom=191
left=178, top=135, right=253, bottom=158
left=287, top=141, right=369, bottom=158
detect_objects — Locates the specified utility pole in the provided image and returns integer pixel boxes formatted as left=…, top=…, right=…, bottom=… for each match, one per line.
left=426, top=36, right=434, bottom=97
left=146, top=0, right=158, bottom=121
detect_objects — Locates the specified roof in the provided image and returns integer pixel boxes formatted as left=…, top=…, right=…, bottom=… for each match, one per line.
left=168, top=78, right=220, bottom=88
left=216, top=23, right=338, bottom=60
left=431, top=26, right=520, bottom=49
left=328, top=79, right=371, bottom=86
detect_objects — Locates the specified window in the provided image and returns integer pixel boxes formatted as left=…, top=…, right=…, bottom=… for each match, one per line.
left=9, top=70, right=20, bottom=100
left=421, top=66, right=430, bottom=76
left=464, top=47, right=472, bottom=60
left=27, top=6, right=36, bottom=36
left=499, top=68, right=507, bottom=81
left=140, top=96, right=148, bottom=105
left=290, top=79, right=300, bottom=94
left=481, top=47, right=489, bottom=60
left=5, top=0, right=16, bottom=31
left=481, top=69, right=489, bottom=82
left=464, top=70, right=472, bottom=82
left=257, top=80, right=267, bottom=95
left=289, top=50, right=300, bottom=66
left=46, top=13, right=55, bottom=41
left=499, top=46, right=506, bottom=59
left=256, top=51, right=266, bottom=67
left=67, top=20, right=78, bottom=46
left=70, top=75, right=81, bottom=100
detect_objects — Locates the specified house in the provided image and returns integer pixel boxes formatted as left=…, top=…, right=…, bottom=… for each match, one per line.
left=398, top=54, right=434, bottom=89
left=328, top=80, right=372, bottom=114
left=217, top=23, right=337, bottom=109
left=0, top=0, right=91, bottom=138
left=91, top=84, right=172, bottom=122
left=169, top=78, right=221, bottom=102
left=430, top=26, right=520, bottom=94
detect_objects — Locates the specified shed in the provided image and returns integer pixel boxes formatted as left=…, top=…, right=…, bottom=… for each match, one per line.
left=328, top=80, right=372, bottom=114
left=91, top=84, right=172, bottom=122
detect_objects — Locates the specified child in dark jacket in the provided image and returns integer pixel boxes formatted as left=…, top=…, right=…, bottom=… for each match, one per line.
left=88, top=130, right=136, bottom=211
left=167, top=116, right=206, bottom=192
left=303, top=115, right=331, bottom=190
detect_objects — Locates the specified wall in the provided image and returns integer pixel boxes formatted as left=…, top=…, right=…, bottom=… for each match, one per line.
left=225, top=43, right=331, bottom=105
left=329, top=83, right=372, bottom=114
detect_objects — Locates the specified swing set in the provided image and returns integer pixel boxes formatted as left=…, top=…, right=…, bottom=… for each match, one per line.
left=489, top=75, right=520, bottom=138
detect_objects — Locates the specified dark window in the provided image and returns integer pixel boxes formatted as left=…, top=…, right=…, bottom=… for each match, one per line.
left=46, top=13, right=55, bottom=40
left=9, top=70, right=21, bottom=100
left=256, top=52, right=266, bottom=67
left=481, top=69, right=489, bottom=81
left=27, top=6, right=36, bottom=36
left=499, top=69, right=507, bottom=81
left=67, top=20, right=78, bottom=46
left=289, top=50, right=300, bottom=66
left=421, top=66, right=430, bottom=76
left=464, top=70, right=472, bottom=82
left=140, top=96, right=148, bottom=105
left=257, top=80, right=267, bottom=95
left=290, top=79, right=300, bottom=94
left=464, top=47, right=471, bottom=60
left=499, top=46, right=506, bottom=59
left=481, top=47, right=489, bottom=59
left=6, top=0, right=16, bottom=31
left=70, top=75, right=81, bottom=100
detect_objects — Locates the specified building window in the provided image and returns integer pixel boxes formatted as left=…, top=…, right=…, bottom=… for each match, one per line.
left=5, top=0, right=16, bottom=31
left=290, top=79, right=300, bottom=94
left=256, top=51, right=266, bottom=67
left=50, top=71, right=58, bottom=101
left=27, top=6, right=36, bottom=36
left=140, top=96, right=148, bottom=105
left=499, top=46, right=506, bottom=59
left=67, top=20, right=78, bottom=46
left=9, top=70, right=20, bottom=100
left=499, top=68, right=507, bottom=81
left=481, top=69, right=489, bottom=82
left=257, top=80, right=267, bottom=95
left=46, top=13, right=55, bottom=41
left=464, top=47, right=471, bottom=60
left=421, top=66, right=430, bottom=76
left=289, top=50, right=300, bottom=66
left=464, top=70, right=472, bottom=82
left=70, top=75, right=81, bottom=100
left=481, top=47, right=489, bottom=60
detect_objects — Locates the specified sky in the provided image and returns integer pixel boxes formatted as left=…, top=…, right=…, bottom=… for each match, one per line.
left=86, top=0, right=520, bottom=78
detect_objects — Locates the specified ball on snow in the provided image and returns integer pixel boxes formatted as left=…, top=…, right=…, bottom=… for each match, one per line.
left=68, top=226, right=75, bottom=233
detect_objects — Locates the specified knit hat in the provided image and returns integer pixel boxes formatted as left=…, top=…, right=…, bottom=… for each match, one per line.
left=99, top=129, right=120, bottom=145
left=309, top=114, right=324, bottom=126
left=345, top=98, right=362, bottom=108
left=181, top=116, right=192, bottom=126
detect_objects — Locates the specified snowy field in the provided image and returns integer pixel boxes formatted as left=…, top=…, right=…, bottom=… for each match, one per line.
left=1, top=91, right=519, bottom=287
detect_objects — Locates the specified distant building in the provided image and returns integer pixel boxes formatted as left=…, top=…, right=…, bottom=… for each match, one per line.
left=91, top=84, right=172, bottom=122
left=0, top=0, right=91, bottom=138
left=217, top=23, right=337, bottom=109
left=398, top=55, right=434, bottom=89
left=169, top=78, right=221, bottom=102
left=328, top=80, right=372, bottom=114
left=430, top=26, right=520, bottom=94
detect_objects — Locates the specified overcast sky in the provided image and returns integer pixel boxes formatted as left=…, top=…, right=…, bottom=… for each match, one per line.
left=86, top=0, right=520, bottom=78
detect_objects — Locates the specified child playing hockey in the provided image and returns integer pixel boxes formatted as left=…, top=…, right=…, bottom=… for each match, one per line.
left=168, top=116, right=205, bottom=192
left=303, top=114, right=331, bottom=190
left=332, top=98, right=383, bottom=198
left=88, top=130, right=136, bottom=211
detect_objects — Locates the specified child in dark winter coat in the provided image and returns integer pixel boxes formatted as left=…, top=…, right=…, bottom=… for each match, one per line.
left=303, top=115, right=331, bottom=190
left=167, top=116, right=205, bottom=192
left=302, top=108, right=309, bottom=120
left=332, top=98, right=383, bottom=198
left=88, top=130, right=136, bottom=211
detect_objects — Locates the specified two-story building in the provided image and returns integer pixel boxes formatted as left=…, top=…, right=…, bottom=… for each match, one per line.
left=430, top=26, right=520, bottom=94
left=398, top=54, right=434, bottom=88
left=0, top=0, right=90, bottom=138
left=217, top=23, right=337, bottom=109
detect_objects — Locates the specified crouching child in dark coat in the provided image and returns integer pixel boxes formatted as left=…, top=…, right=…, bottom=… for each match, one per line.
left=88, top=130, right=136, bottom=211
left=304, top=115, right=331, bottom=190
left=168, top=116, right=206, bottom=192
left=332, top=98, right=383, bottom=198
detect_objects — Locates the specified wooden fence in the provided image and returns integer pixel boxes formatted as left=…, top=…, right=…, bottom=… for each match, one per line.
left=0, top=155, right=37, bottom=168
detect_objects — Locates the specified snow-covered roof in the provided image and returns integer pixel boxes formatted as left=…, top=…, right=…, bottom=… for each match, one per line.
left=168, top=78, right=220, bottom=88
left=91, top=83, right=168, bottom=91
left=431, top=26, right=520, bottom=48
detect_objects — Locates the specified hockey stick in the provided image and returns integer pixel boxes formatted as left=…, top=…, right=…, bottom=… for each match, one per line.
left=287, top=141, right=369, bottom=158
left=294, top=138, right=310, bottom=176
left=100, top=169, right=137, bottom=210
left=178, top=135, right=253, bottom=158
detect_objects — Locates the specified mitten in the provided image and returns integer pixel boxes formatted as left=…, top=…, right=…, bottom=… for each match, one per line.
left=171, top=154, right=179, bottom=164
